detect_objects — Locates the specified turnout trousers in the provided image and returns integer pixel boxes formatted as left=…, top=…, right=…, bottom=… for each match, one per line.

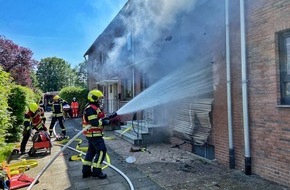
left=82, top=136, right=107, bottom=176
left=49, top=116, right=66, bottom=136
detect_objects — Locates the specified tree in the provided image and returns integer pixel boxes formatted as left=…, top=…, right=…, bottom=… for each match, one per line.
left=0, top=35, right=38, bottom=87
left=30, top=70, right=39, bottom=89
left=36, top=57, right=77, bottom=92
left=74, top=61, right=88, bottom=88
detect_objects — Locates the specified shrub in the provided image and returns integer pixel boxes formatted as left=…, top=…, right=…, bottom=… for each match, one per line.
left=0, top=67, right=13, bottom=146
left=7, top=85, right=39, bottom=142
left=0, top=143, right=15, bottom=163
left=59, top=86, right=89, bottom=114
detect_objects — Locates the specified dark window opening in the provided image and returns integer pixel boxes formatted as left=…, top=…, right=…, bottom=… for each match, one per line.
left=279, top=30, right=290, bottom=104
left=121, top=78, right=133, bottom=100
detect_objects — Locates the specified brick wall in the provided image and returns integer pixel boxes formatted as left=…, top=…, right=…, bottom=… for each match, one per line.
left=245, top=0, right=290, bottom=186
left=213, top=0, right=290, bottom=187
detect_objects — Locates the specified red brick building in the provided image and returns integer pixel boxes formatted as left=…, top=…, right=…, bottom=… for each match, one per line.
left=85, top=0, right=290, bottom=187
left=213, top=0, right=290, bottom=186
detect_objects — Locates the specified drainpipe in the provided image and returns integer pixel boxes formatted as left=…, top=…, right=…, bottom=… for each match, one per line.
left=132, top=68, right=135, bottom=98
left=240, top=0, right=251, bottom=175
left=132, top=16, right=136, bottom=98
left=225, top=0, right=235, bottom=169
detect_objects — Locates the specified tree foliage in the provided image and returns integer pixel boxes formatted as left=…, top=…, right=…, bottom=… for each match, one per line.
left=0, top=66, right=13, bottom=146
left=36, top=57, right=76, bottom=92
left=74, top=61, right=88, bottom=89
left=0, top=35, right=38, bottom=87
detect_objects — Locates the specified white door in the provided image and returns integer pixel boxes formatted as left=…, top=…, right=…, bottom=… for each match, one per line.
left=108, top=84, right=117, bottom=113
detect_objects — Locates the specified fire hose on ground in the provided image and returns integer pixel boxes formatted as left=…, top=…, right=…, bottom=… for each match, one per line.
left=27, top=123, right=135, bottom=190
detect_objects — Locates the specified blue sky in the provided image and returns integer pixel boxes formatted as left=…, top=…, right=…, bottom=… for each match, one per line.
left=0, top=0, right=127, bottom=67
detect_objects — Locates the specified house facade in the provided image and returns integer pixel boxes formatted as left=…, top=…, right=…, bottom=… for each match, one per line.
left=213, top=0, right=290, bottom=186
left=85, top=0, right=290, bottom=187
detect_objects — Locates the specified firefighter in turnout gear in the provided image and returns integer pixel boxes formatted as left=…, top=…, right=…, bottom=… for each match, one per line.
left=82, top=89, right=117, bottom=179
left=20, top=102, right=47, bottom=154
left=49, top=95, right=67, bottom=137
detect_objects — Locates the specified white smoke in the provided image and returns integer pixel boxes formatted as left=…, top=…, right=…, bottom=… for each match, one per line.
left=97, top=0, right=224, bottom=115
left=101, top=0, right=204, bottom=76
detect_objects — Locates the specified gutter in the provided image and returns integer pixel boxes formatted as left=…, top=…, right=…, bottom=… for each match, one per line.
left=240, top=0, right=251, bottom=175
left=225, top=0, right=235, bottom=169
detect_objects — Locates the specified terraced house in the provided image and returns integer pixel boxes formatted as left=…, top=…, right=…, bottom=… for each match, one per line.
left=84, top=0, right=290, bottom=187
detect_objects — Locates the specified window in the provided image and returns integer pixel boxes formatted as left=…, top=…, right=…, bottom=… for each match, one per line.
left=99, top=52, right=104, bottom=63
left=127, top=32, right=132, bottom=51
left=279, top=30, right=290, bottom=104
left=141, top=73, right=149, bottom=91
left=121, top=78, right=133, bottom=100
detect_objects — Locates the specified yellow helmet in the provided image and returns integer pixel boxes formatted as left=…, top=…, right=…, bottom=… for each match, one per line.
left=29, top=103, right=38, bottom=113
left=53, top=95, right=60, bottom=100
left=88, top=90, right=104, bottom=102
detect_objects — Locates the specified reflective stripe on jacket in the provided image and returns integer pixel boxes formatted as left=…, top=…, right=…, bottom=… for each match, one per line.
left=52, top=101, right=63, bottom=117
left=24, top=108, right=45, bottom=130
left=82, top=104, right=105, bottom=137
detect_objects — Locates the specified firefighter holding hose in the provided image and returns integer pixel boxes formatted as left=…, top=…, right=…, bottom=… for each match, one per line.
left=82, top=89, right=117, bottom=179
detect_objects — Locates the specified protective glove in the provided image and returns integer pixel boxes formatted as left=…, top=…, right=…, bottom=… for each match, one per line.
left=107, top=112, right=118, bottom=119
left=101, top=118, right=110, bottom=126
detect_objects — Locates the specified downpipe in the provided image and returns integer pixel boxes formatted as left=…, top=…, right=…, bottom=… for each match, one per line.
left=240, top=0, right=251, bottom=175
left=225, top=0, right=235, bottom=169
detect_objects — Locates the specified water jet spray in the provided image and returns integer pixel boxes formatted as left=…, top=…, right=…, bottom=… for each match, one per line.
left=117, top=63, right=213, bottom=115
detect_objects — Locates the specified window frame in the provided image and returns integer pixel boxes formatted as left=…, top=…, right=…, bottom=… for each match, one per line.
left=279, top=30, right=290, bottom=104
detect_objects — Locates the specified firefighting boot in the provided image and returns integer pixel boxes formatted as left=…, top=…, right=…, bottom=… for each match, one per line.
left=82, top=172, right=92, bottom=178
left=82, top=166, right=92, bottom=178
left=92, top=168, right=107, bottom=179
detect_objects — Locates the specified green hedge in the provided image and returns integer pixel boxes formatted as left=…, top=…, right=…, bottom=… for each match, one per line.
left=7, top=85, right=39, bottom=142
left=0, top=143, right=15, bottom=163
left=59, top=86, right=89, bottom=114
left=0, top=67, right=13, bottom=146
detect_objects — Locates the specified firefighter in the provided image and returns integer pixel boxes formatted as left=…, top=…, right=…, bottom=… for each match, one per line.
left=39, top=98, right=45, bottom=111
left=82, top=89, right=117, bottom=179
left=20, top=102, right=47, bottom=154
left=70, top=97, right=79, bottom=118
left=49, top=95, right=67, bottom=137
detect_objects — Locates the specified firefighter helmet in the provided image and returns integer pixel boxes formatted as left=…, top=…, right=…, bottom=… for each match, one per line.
left=53, top=95, right=60, bottom=100
left=88, top=90, right=104, bottom=102
left=29, top=103, right=38, bottom=113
